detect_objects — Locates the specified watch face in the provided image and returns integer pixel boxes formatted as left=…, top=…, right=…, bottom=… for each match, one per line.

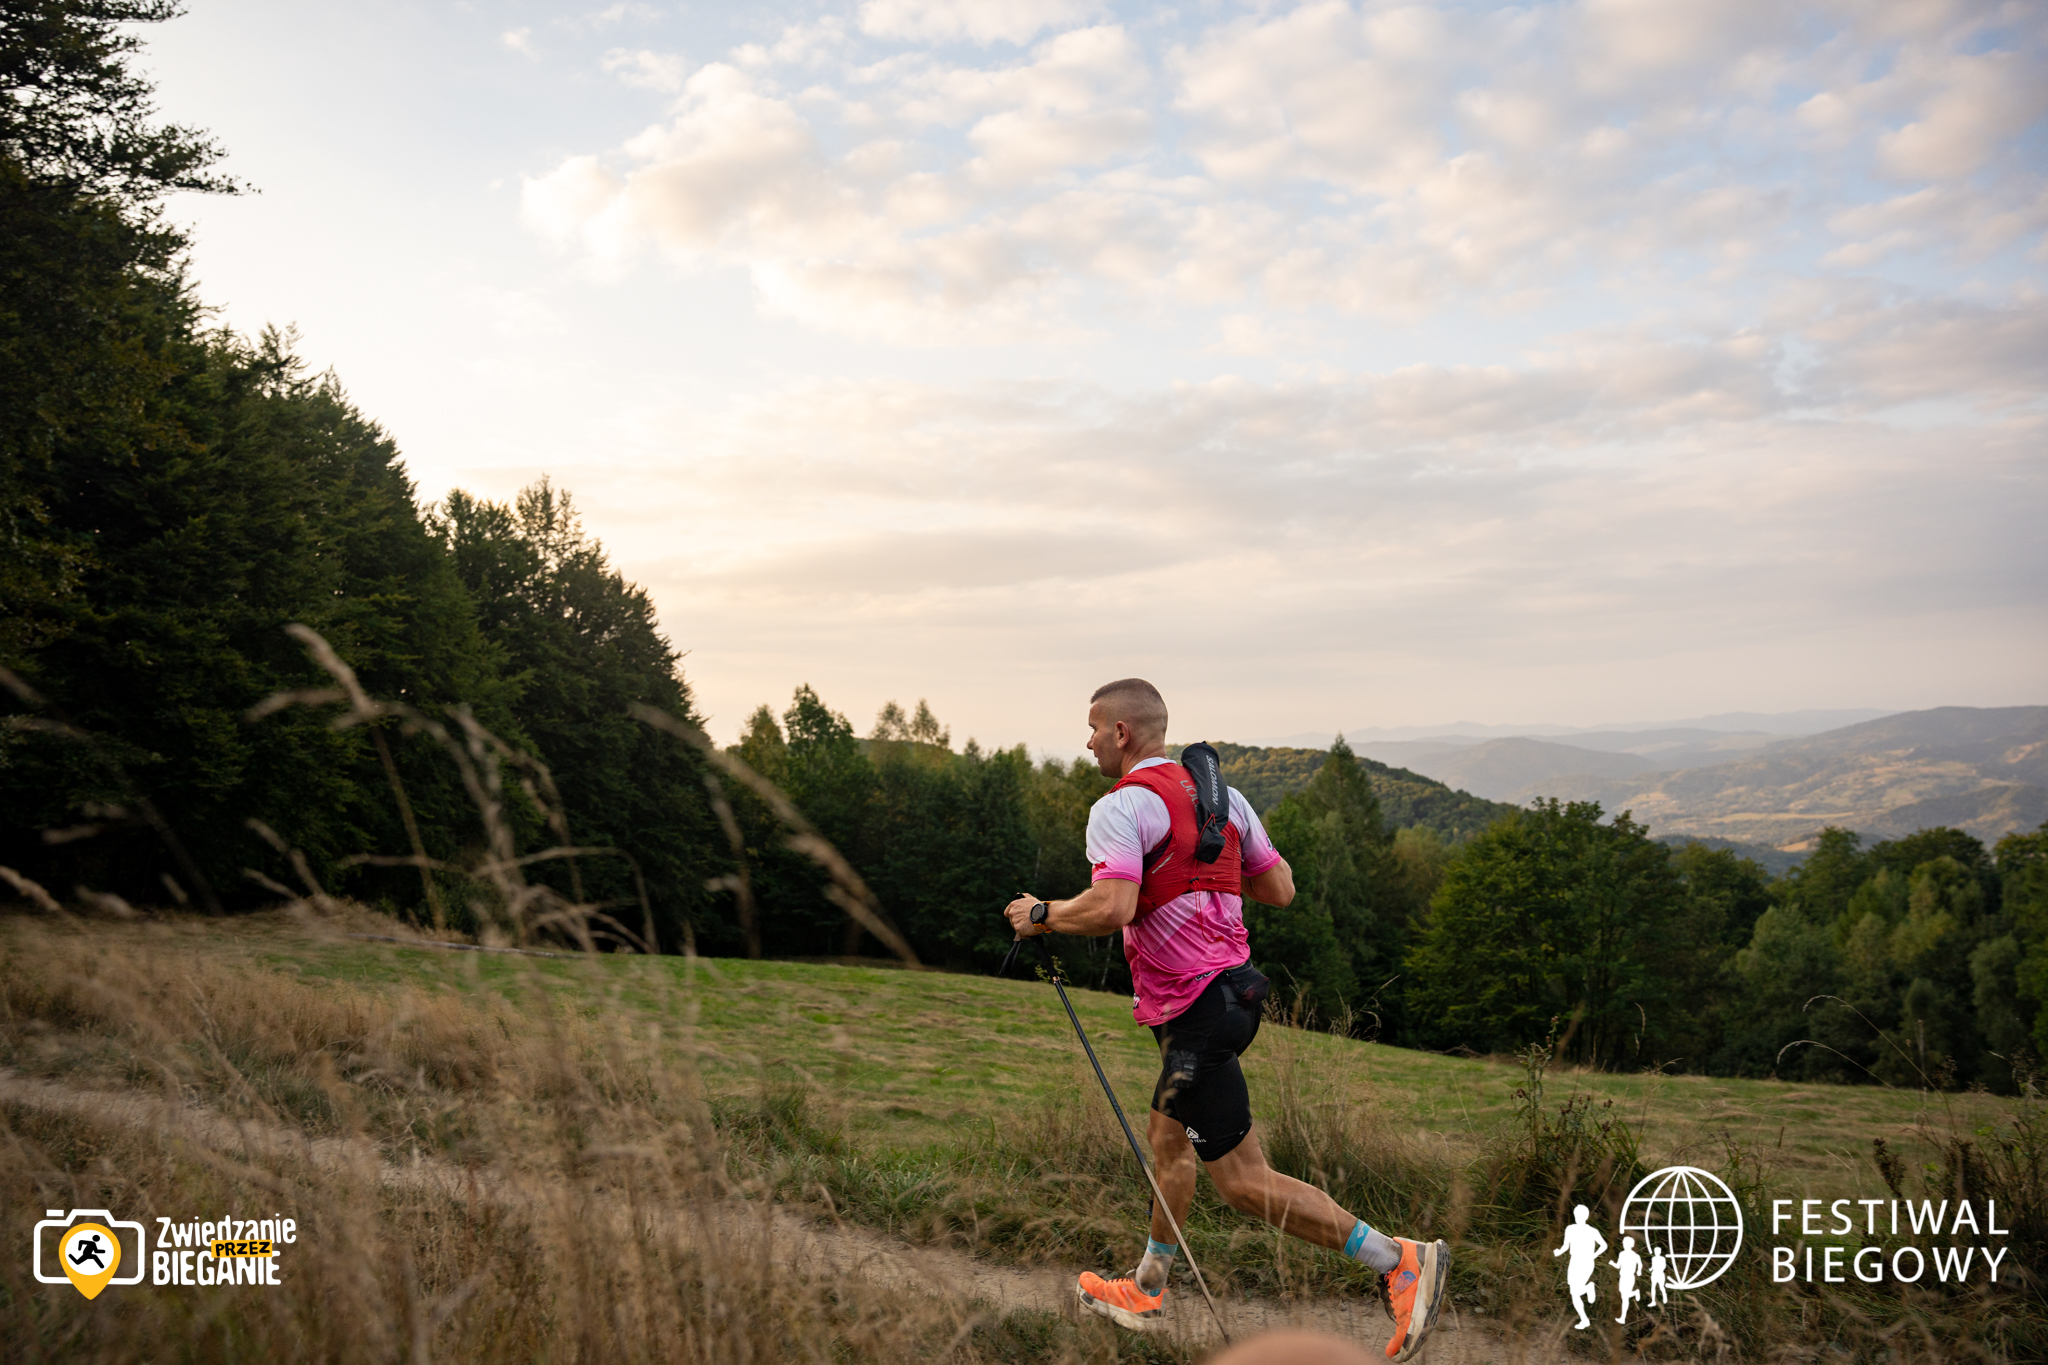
left=1031, top=902, right=1048, bottom=924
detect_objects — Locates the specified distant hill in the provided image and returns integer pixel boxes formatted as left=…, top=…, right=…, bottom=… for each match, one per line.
left=1201, top=742, right=1521, bottom=842
left=1654, top=834, right=1807, bottom=877
left=1252, top=708, right=1894, bottom=747
left=1354, top=731, right=1794, bottom=800
left=1520, top=705, right=2048, bottom=848
left=1362, top=737, right=1653, bottom=800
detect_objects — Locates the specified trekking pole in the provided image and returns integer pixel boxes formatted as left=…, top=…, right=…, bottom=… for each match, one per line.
left=1003, top=912, right=1231, bottom=1344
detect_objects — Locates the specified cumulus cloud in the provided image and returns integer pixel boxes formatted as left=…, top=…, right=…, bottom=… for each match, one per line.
left=859, top=0, right=1103, bottom=47
left=522, top=30, right=1168, bottom=338
left=588, top=3, right=661, bottom=25
left=518, top=1, right=2047, bottom=340
left=1797, top=290, right=2048, bottom=408
left=602, top=47, right=687, bottom=91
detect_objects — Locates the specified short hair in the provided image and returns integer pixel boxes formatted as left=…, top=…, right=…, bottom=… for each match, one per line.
left=1090, top=677, right=1167, bottom=742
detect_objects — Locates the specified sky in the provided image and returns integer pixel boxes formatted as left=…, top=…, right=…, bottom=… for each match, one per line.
left=140, top=0, right=2047, bottom=754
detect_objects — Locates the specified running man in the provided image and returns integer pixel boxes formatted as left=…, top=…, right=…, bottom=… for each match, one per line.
left=1552, top=1205, right=1607, bottom=1330
left=1003, top=679, right=1450, bottom=1362
left=1610, top=1236, right=1643, bottom=1324
left=1648, top=1245, right=1668, bottom=1307
left=69, top=1232, right=108, bottom=1270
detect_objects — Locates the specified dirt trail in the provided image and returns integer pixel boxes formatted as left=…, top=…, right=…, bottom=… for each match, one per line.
left=2, top=1072, right=1573, bottom=1361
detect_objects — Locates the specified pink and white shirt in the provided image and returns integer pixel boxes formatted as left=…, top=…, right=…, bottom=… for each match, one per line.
left=1087, top=756, right=1283, bottom=1026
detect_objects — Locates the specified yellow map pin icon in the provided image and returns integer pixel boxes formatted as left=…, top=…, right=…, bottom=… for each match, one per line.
left=58, top=1223, right=121, bottom=1299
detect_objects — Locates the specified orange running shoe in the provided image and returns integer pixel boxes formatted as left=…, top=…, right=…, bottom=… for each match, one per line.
left=1076, top=1271, right=1165, bottom=1331
left=1382, top=1238, right=1450, bottom=1361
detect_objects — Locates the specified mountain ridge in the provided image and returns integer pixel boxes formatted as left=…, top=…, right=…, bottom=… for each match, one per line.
left=1249, top=707, right=1896, bottom=747
left=1197, top=742, right=1521, bottom=842
left=1511, top=705, right=2048, bottom=847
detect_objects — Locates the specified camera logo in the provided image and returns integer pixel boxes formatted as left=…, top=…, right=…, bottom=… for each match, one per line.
left=34, top=1208, right=146, bottom=1299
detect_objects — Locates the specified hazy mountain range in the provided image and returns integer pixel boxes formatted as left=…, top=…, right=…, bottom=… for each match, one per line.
left=1332, top=706, right=2046, bottom=849
left=1251, top=708, right=1895, bottom=748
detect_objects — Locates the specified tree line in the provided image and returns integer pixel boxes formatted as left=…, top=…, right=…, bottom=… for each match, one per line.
left=1240, top=738, right=2048, bottom=1092
left=8, top=2, right=2046, bottom=1091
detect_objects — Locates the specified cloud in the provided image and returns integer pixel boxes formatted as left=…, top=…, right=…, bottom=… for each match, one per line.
left=525, top=64, right=828, bottom=258
left=1798, top=290, right=2048, bottom=409
left=1171, top=0, right=1455, bottom=193
left=501, top=27, right=539, bottom=58
left=588, top=3, right=660, bottom=26
left=518, top=2, right=2047, bottom=342
left=1876, top=45, right=2048, bottom=181
left=635, top=305, right=2029, bottom=545
left=522, top=32, right=1169, bottom=338
left=602, top=47, right=686, bottom=91
left=859, top=0, right=1102, bottom=47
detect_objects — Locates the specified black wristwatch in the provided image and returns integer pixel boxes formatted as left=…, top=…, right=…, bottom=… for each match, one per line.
left=1029, top=900, right=1050, bottom=929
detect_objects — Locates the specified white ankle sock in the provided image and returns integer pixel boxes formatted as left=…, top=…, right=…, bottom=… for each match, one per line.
left=1136, top=1237, right=1178, bottom=1294
left=1344, top=1220, right=1402, bottom=1273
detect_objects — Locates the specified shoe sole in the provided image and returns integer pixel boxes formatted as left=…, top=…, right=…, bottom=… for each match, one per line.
left=1389, top=1240, right=1450, bottom=1363
left=1077, top=1283, right=1164, bottom=1333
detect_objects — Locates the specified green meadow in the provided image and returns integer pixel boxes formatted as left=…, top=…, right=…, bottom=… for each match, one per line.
left=91, top=913, right=1999, bottom=1202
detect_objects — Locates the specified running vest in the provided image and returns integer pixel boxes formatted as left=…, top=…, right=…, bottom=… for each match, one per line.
left=1111, top=762, right=1245, bottom=915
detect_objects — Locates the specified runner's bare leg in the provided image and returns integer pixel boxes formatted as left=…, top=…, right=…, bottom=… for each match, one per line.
left=1146, top=1113, right=1358, bottom=1250
left=1147, top=1109, right=1202, bottom=1246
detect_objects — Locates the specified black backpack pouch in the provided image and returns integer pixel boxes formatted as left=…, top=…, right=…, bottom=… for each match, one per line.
left=1180, top=741, right=1230, bottom=864
left=1218, top=961, right=1272, bottom=1013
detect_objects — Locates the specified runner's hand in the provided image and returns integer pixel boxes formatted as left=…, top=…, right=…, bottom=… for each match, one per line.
left=1004, top=894, right=1048, bottom=937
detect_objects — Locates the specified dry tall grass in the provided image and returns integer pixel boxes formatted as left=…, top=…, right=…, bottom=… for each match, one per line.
left=1, top=912, right=1191, bottom=1364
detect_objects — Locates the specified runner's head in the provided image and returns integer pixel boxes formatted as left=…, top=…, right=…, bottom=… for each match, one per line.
left=1573, top=1204, right=1590, bottom=1224
left=1086, top=678, right=1167, bottom=777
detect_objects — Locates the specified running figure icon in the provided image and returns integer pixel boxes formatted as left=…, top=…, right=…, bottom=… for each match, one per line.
left=1611, top=1236, right=1644, bottom=1324
left=1552, top=1204, right=1609, bottom=1330
left=1649, top=1245, right=1669, bottom=1307
left=68, top=1233, right=108, bottom=1270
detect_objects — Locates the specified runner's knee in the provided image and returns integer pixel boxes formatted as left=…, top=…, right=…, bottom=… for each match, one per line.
left=1209, top=1163, right=1270, bottom=1214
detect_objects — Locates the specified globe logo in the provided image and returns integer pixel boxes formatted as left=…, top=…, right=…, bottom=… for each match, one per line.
left=1619, top=1165, right=1744, bottom=1290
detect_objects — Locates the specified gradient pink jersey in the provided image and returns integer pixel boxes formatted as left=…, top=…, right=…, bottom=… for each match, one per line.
left=1087, top=757, right=1283, bottom=1025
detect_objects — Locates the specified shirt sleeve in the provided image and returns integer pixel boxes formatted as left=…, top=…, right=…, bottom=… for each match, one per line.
left=1232, top=788, right=1283, bottom=877
left=1086, top=787, right=1172, bottom=883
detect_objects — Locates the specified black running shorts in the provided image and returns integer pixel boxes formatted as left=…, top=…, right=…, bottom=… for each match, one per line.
left=1149, top=971, right=1262, bottom=1161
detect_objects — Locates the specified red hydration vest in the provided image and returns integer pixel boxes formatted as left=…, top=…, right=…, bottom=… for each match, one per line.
left=1111, top=762, right=1245, bottom=915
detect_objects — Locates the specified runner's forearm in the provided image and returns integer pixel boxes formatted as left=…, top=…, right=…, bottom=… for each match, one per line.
left=1042, top=879, right=1140, bottom=936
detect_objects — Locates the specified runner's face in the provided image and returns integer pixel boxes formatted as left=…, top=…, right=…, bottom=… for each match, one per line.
left=1085, top=702, right=1123, bottom=778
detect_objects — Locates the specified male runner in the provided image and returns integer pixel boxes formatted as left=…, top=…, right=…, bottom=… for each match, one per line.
left=1004, top=678, right=1450, bottom=1362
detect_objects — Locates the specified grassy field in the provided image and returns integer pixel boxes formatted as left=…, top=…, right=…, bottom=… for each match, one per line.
left=3, top=909, right=2010, bottom=1198
left=163, top=910, right=1998, bottom=1198
left=4, top=908, right=2041, bottom=1363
